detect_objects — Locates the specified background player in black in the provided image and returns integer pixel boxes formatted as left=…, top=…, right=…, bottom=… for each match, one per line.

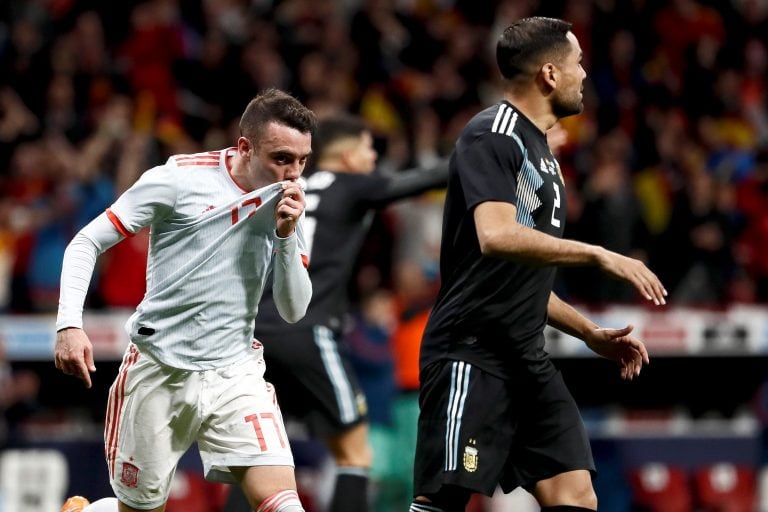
left=410, top=17, right=667, bottom=512
left=224, top=114, right=447, bottom=512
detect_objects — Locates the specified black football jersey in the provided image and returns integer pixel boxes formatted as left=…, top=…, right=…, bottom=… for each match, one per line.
left=420, top=101, right=566, bottom=379
left=255, top=165, right=447, bottom=333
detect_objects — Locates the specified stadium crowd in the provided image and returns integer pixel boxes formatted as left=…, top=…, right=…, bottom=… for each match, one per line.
left=1, top=0, right=767, bottom=316
left=1, top=1, right=768, bottom=509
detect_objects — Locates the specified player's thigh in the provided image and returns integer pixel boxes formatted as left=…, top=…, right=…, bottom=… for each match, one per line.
left=198, top=359, right=294, bottom=483
left=232, top=465, right=298, bottom=507
left=501, top=371, right=595, bottom=493
left=532, top=469, right=597, bottom=508
left=107, top=347, right=200, bottom=509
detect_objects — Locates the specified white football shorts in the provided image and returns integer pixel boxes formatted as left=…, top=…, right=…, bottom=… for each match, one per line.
left=105, top=342, right=293, bottom=509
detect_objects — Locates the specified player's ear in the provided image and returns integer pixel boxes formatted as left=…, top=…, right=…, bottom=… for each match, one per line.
left=237, top=136, right=255, bottom=157
left=339, top=148, right=356, bottom=171
left=540, top=62, right=557, bottom=90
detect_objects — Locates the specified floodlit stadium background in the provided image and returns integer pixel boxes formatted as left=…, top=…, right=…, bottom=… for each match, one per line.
left=1, top=0, right=767, bottom=511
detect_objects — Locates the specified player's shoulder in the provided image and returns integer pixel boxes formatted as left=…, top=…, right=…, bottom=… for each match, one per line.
left=459, top=101, right=530, bottom=146
left=304, top=169, right=338, bottom=192
left=305, top=169, right=376, bottom=191
left=167, top=149, right=224, bottom=170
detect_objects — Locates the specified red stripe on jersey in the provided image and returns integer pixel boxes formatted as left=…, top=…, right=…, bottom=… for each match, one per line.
left=301, top=254, right=309, bottom=269
left=175, top=155, right=218, bottom=160
left=175, top=161, right=219, bottom=166
left=173, top=152, right=220, bottom=167
left=175, top=151, right=219, bottom=159
left=106, top=209, right=133, bottom=238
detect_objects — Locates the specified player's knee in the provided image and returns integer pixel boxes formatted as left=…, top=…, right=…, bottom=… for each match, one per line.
left=327, top=425, right=372, bottom=468
left=255, top=489, right=305, bottom=512
left=562, top=481, right=596, bottom=509
left=537, top=480, right=597, bottom=509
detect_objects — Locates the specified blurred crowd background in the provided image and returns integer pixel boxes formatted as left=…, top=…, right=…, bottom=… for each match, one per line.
left=1, top=0, right=768, bottom=315
left=1, top=0, right=768, bottom=510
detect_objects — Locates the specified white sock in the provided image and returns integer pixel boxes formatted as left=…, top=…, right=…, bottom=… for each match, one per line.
left=84, top=498, right=119, bottom=511
left=256, top=490, right=305, bottom=512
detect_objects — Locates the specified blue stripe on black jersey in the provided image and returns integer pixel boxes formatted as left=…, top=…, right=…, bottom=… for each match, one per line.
left=511, top=132, right=544, bottom=228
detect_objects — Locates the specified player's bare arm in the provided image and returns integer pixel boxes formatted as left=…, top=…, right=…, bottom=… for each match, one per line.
left=547, top=292, right=649, bottom=380
left=474, top=201, right=667, bottom=305
left=54, top=327, right=96, bottom=388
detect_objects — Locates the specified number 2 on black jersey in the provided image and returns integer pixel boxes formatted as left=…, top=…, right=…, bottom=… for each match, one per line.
left=550, top=182, right=561, bottom=228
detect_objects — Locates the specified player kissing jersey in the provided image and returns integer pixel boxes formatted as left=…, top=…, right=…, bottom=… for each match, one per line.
left=58, top=148, right=310, bottom=370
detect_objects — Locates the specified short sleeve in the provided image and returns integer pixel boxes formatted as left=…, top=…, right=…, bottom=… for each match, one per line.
left=455, top=133, right=522, bottom=211
left=108, top=164, right=178, bottom=234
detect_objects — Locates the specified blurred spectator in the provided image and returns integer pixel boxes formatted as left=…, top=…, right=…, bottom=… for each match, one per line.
left=0, top=338, right=41, bottom=448
left=560, top=130, right=650, bottom=303
left=735, top=149, right=768, bottom=301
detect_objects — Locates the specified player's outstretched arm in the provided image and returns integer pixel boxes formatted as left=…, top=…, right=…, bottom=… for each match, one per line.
left=547, top=292, right=649, bottom=380
left=367, top=160, right=449, bottom=206
left=474, top=201, right=667, bottom=305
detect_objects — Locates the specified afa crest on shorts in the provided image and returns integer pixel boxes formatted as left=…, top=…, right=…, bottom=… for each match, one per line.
left=463, top=439, right=478, bottom=473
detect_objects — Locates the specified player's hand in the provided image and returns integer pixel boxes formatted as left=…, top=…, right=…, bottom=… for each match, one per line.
left=596, top=249, right=667, bottom=305
left=276, top=181, right=305, bottom=238
left=54, top=327, right=96, bottom=388
left=585, top=324, right=649, bottom=380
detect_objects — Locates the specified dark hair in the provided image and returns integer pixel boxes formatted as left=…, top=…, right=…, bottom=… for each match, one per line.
left=239, top=88, right=317, bottom=143
left=311, top=114, right=370, bottom=162
left=496, top=17, right=573, bottom=81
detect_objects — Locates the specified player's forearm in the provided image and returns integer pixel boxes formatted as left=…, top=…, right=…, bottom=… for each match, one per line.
left=546, top=292, right=598, bottom=341
left=57, top=213, right=124, bottom=330
left=272, top=232, right=312, bottom=323
left=480, top=219, right=603, bottom=266
left=57, top=234, right=99, bottom=330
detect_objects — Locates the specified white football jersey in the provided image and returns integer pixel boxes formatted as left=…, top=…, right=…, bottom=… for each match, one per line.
left=107, top=148, right=308, bottom=370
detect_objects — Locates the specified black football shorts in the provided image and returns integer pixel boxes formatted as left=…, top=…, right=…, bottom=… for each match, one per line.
left=257, top=324, right=368, bottom=437
left=413, top=358, right=595, bottom=497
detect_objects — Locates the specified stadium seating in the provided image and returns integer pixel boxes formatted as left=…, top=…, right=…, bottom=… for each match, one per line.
left=628, top=462, right=693, bottom=512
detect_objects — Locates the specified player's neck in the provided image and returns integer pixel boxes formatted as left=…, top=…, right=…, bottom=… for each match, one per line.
left=228, top=152, right=266, bottom=192
left=316, top=160, right=364, bottom=174
left=502, top=92, right=556, bottom=135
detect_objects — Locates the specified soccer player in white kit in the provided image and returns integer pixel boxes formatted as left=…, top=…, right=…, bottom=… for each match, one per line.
left=54, top=89, right=316, bottom=512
